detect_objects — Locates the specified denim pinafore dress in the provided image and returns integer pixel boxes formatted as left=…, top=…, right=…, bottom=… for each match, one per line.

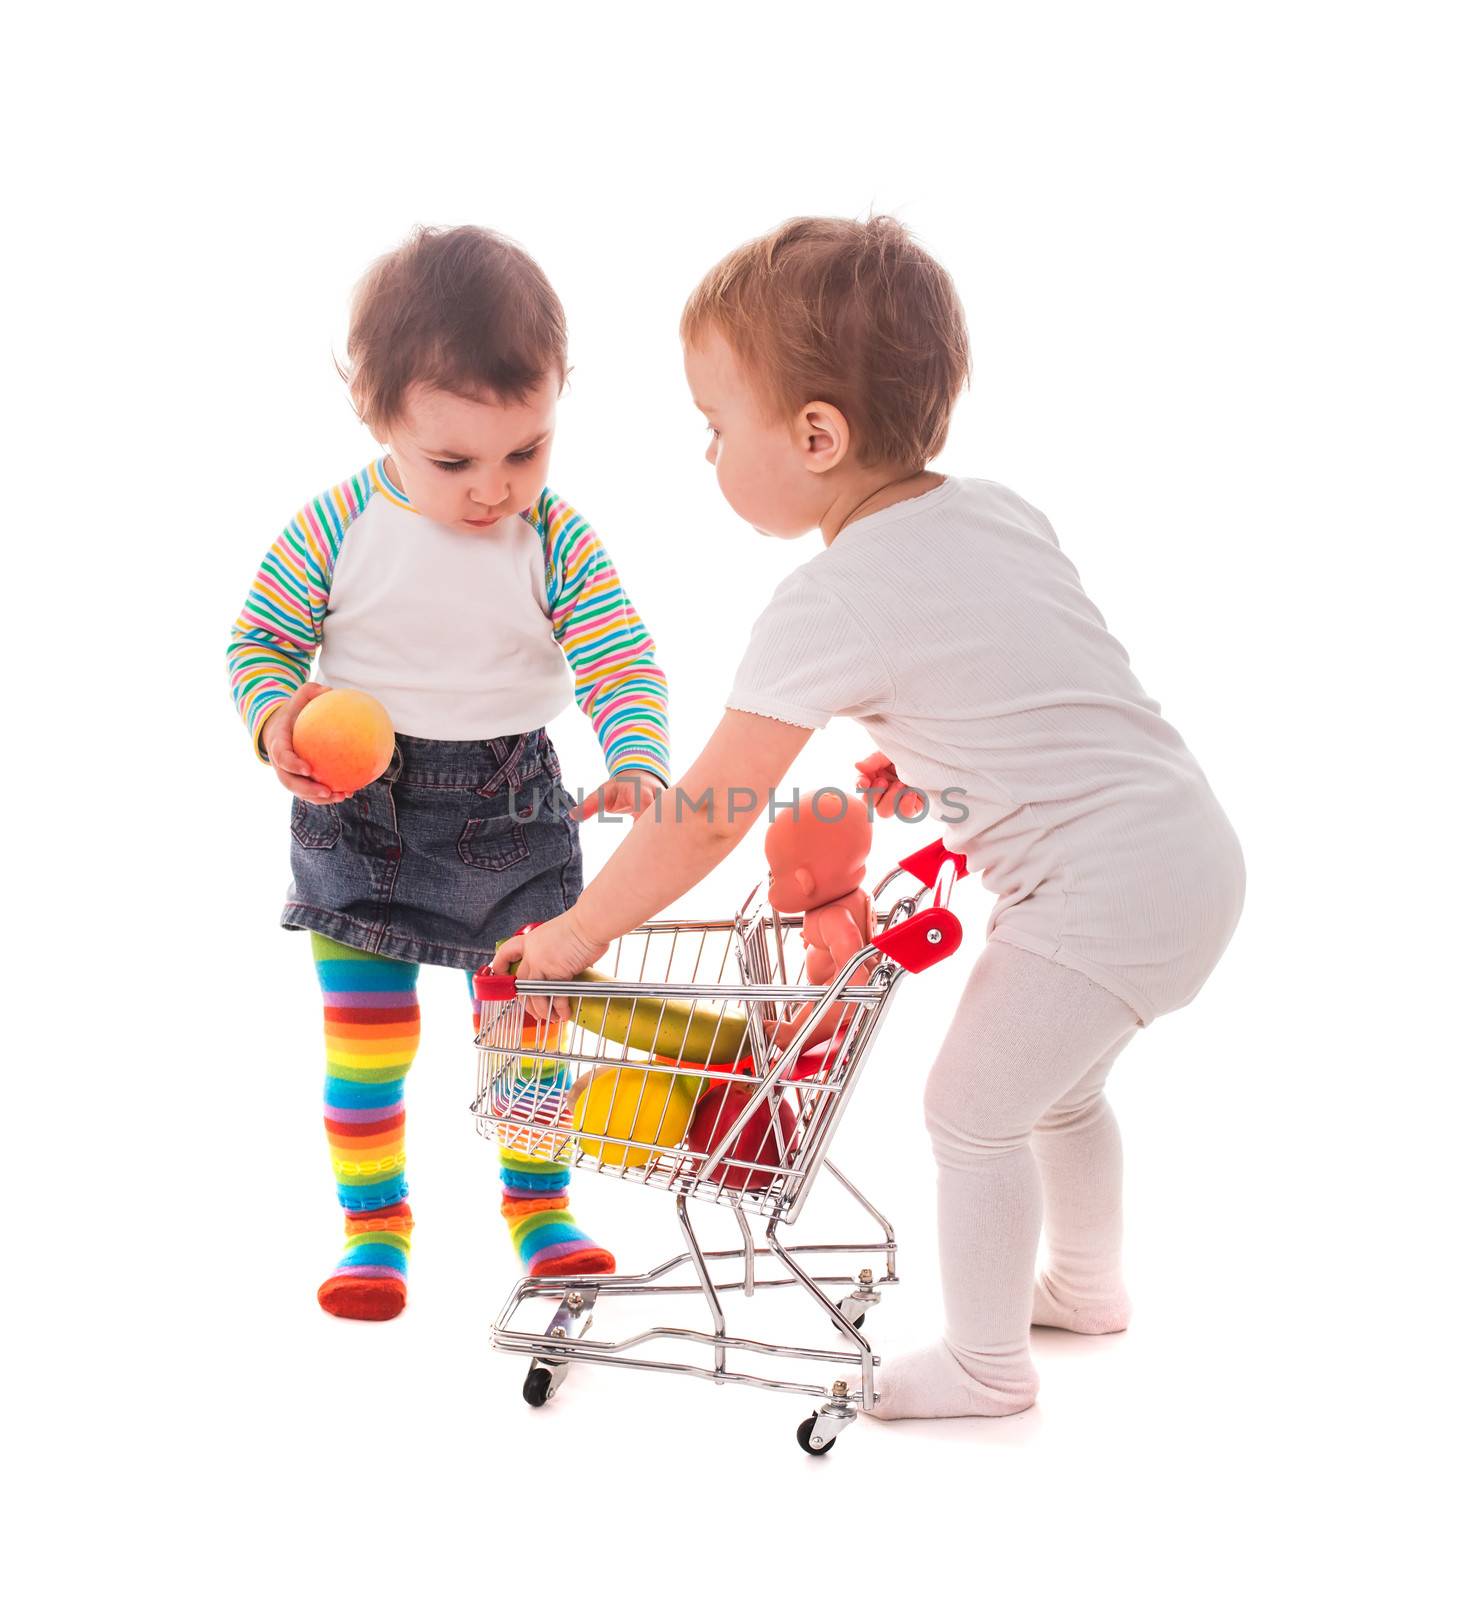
left=282, top=726, right=580, bottom=971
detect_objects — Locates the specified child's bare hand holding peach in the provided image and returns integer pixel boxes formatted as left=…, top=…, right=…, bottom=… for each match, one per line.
left=261, top=684, right=350, bottom=805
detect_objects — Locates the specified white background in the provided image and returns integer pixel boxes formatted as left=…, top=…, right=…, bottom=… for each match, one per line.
left=7, top=2, right=1465, bottom=1593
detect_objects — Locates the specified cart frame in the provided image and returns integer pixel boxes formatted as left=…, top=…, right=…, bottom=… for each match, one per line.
left=471, top=837, right=967, bottom=1453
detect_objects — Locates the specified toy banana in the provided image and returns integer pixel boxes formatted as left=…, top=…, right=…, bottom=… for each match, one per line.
left=498, top=957, right=750, bottom=1065
left=569, top=969, right=751, bottom=1063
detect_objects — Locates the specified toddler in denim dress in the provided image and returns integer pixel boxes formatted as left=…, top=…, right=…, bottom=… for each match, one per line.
left=226, top=226, right=670, bottom=1322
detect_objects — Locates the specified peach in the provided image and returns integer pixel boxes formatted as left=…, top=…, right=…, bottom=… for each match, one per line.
left=293, top=689, right=395, bottom=793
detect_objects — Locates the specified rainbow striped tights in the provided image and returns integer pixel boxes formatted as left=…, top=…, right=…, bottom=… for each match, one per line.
left=312, top=934, right=613, bottom=1321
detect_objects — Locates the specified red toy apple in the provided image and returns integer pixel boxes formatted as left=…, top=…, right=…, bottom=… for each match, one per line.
left=687, top=1082, right=799, bottom=1193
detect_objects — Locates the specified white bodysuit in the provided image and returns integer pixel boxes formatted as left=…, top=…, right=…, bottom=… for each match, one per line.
left=726, top=475, right=1244, bottom=1025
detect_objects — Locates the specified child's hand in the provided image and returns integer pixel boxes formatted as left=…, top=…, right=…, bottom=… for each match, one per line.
left=571, top=769, right=664, bottom=822
left=855, top=751, right=926, bottom=819
left=490, top=910, right=609, bottom=1022
left=261, top=684, right=351, bottom=805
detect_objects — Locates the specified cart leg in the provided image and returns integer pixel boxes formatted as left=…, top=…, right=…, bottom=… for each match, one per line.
left=824, top=1160, right=898, bottom=1283
left=733, top=1207, right=758, bottom=1297
left=765, top=1220, right=879, bottom=1408
left=674, top=1194, right=729, bottom=1380
left=522, top=1287, right=598, bottom=1407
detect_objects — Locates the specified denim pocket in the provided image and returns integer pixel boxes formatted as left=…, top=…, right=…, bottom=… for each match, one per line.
left=458, top=815, right=531, bottom=871
left=291, top=798, right=342, bottom=850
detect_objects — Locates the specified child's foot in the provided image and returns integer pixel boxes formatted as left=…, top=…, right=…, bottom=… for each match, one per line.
left=502, top=1190, right=615, bottom=1277
left=318, top=1201, right=413, bottom=1322
left=1031, top=1272, right=1131, bottom=1334
left=529, top=1238, right=616, bottom=1278
left=318, top=1274, right=407, bottom=1321
left=844, top=1341, right=1038, bottom=1420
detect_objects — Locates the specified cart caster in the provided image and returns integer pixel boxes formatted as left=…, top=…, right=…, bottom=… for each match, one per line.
left=837, top=1267, right=880, bottom=1333
left=517, top=1286, right=597, bottom=1407
left=797, top=1384, right=858, bottom=1454
left=797, top=1414, right=837, bottom=1455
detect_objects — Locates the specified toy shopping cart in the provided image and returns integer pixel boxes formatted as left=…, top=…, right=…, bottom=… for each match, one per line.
left=471, top=837, right=967, bottom=1454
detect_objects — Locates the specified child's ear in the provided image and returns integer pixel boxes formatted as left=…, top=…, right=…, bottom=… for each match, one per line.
left=795, top=866, right=818, bottom=897
left=796, top=400, right=849, bottom=474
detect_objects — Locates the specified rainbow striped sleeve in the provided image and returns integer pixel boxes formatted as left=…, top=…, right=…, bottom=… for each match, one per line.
left=535, top=491, right=671, bottom=786
left=226, top=467, right=375, bottom=757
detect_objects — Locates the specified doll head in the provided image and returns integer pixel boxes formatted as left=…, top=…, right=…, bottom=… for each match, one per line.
left=763, top=790, right=873, bottom=913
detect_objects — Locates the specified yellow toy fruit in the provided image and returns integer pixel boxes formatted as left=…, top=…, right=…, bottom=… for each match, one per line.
left=573, top=1066, right=697, bottom=1167
left=570, top=971, right=750, bottom=1063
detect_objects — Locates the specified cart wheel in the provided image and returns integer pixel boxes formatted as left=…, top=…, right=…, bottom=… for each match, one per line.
left=796, top=1414, right=837, bottom=1456
left=523, top=1365, right=553, bottom=1407
left=851, top=1313, right=866, bottom=1330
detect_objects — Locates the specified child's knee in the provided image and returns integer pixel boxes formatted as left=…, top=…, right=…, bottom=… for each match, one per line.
left=922, top=1063, right=1030, bottom=1164
left=1034, top=1051, right=1120, bottom=1136
left=1034, top=1086, right=1107, bottom=1137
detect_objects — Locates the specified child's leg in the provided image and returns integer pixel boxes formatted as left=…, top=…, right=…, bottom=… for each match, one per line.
left=1030, top=1038, right=1134, bottom=1333
left=865, top=941, right=1138, bottom=1420
left=466, top=977, right=614, bottom=1278
left=313, top=934, right=419, bottom=1322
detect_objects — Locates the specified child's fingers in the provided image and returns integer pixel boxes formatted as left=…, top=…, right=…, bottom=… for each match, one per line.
left=875, top=786, right=922, bottom=820
left=272, top=763, right=333, bottom=803
left=603, top=783, right=658, bottom=818
left=490, top=936, right=526, bottom=974
left=274, top=682, right=329, bottom=743
left=273, top=746, right=314, bottom=779
left=569, top=787, right=606, bottom=822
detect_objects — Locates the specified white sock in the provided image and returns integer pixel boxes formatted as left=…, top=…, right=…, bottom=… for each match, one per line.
left=848, top=1340, right=1038, bottom=1421
left=1031, top=1272, right=1131, bottom=1334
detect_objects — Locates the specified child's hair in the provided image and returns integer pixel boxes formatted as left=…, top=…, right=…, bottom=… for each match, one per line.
left=342, top=225, right=569, bottom=432
left=681, top=215, right=971, bottom=473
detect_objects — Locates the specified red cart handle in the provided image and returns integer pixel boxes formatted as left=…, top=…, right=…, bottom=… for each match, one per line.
left=863, top=839, right=968, bottom=972
left=871, top=906, right=963, bottom=973
left=473, top=922, right=540, bottom=1001
left=897, top=838, right=969, bottom=890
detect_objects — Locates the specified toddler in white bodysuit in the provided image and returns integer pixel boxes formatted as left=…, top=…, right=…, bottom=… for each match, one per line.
left=494, top=216, right=1245, bottom=1420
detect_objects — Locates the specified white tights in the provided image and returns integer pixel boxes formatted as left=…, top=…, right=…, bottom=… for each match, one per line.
left=868, top=940, right=1141, bottom=1419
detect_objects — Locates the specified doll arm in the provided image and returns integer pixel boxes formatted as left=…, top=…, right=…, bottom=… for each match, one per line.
left=821, top=901, right=871, bottom=968
left=800, top=902, right=867, bottom=987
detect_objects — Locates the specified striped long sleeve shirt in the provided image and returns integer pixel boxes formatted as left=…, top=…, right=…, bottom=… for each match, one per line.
left=227, top=458, right=670, bottom=783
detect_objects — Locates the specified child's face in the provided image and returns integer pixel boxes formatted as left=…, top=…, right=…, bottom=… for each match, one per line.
left=377, top=378, right=558, bottom=532
left=684, top=333, right=833, bottom=539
